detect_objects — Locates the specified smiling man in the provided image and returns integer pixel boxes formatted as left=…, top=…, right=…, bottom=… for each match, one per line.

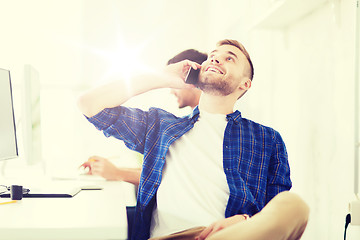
left=78, top=39, right=308, bottom=240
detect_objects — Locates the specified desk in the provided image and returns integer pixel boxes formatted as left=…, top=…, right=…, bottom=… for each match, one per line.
left=0, top=180, right=129, bottom=240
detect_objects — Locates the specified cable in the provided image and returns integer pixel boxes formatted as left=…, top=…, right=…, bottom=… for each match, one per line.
left=344, top=214, right=351, bottom=240
left=0, top=185, right=8, bottom=194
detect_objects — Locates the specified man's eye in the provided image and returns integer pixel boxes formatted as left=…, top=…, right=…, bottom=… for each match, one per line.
left=226, top=57, right=233, bottom=61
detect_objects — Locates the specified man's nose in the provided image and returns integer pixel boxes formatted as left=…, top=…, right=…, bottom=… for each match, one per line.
left=211, top=56, right=220, bottom=64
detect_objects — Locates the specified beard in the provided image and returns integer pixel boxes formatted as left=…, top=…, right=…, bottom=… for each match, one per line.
left=196, top=74, right=236, bottom=96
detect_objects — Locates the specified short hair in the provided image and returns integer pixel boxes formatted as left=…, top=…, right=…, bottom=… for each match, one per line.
left=216, top=39, right=254, bottom=80
left=167, top=49, right=208, bottom=65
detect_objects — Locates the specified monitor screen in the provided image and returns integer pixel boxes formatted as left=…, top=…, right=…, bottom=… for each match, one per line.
left=0, top=68, right=18, bottom=161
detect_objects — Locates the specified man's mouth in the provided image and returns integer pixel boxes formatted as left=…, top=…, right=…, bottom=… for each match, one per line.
left=205, top=66, right=224, bottom=74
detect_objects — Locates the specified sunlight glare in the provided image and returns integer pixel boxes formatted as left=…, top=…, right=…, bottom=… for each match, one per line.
left=96, top=41, right=151, bottom=84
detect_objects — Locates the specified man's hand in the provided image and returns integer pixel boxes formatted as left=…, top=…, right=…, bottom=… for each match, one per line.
left=195, top=215, right=248, bottom=240
left=79, top=156, right=142, bottom=184
left=164, top=60, right=202, bottom=89
left=80, top=155, right=119, bottom=180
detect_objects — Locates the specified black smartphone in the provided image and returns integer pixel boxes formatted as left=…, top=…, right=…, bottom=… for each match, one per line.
left=185, top=67, right=200, bottom=84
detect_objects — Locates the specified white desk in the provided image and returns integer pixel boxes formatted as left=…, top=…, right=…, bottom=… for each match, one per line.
left=0, top=179, right=129, bottom=240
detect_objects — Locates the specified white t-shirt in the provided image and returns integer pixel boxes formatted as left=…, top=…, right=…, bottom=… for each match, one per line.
left=150, top=110, right=230, bottom=238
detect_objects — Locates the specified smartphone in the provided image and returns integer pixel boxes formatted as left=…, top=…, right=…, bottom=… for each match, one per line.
left=185, top=67, right=200, bottom=84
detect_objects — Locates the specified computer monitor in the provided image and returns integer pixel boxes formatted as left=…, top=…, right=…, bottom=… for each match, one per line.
left=22, top=65, right=42, bottom=166
left=0, top=68, right=18, bottom=161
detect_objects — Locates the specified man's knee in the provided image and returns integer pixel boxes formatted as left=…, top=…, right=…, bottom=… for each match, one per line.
left=274, top=191, right=309, bottom=220
left=270, top=191, right=310, bottom=239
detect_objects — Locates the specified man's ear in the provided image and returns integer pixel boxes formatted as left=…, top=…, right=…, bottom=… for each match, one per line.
left=239, top=78, right=251, bottom=90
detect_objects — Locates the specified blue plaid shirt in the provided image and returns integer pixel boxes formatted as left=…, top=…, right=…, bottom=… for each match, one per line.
left=87, top=106, right=291, bottom=240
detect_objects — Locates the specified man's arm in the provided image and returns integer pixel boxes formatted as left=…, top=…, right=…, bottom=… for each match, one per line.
left=265, top=131, right=292, bottom=203
left=77, top=60, right=201, bottom=118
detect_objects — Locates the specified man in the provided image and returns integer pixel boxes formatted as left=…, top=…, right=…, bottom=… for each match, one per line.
left=168, top=49, right=204, bottom=110
left=78, top=39, right=308, bottom=240
left=79, top=49, right=207, bottom=185
left=170, top=87, right=201, bottom=109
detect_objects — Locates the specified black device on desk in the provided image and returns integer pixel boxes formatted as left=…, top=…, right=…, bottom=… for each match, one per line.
left=0, top=185, right=81, bottom=198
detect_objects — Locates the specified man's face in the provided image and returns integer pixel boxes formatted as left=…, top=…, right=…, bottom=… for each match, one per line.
left=197, top=44, right=250, bottom=96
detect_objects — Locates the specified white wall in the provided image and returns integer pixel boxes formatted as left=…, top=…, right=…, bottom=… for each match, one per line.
left=1, top=0, right=359, bottom=238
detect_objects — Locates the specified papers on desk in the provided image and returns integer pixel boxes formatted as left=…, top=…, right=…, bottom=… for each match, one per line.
left=50, top=172, right=106, bottom=182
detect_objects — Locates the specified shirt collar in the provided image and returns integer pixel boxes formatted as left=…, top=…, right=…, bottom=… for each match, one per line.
left=190, top=106, right=242, bottom=124
left=226, top=110, right=242, bottom=124
left=189, top=106, right=200, bottom=122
